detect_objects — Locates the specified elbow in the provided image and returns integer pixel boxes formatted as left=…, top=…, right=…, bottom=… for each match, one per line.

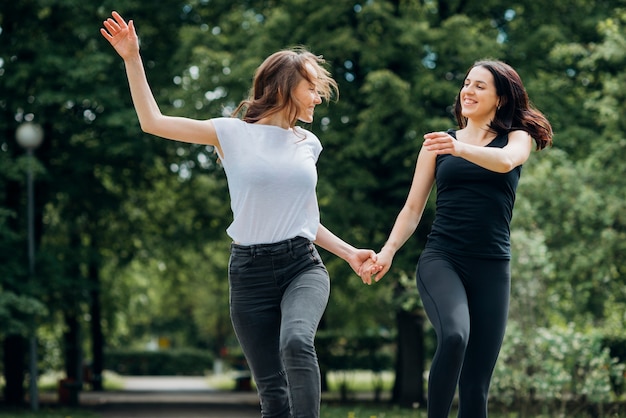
left=494, top=158, right=519, bottom=173
left=497, top=162, right=516, bottom=173
left=139, top=123, right=156, bottom=135
left=138, top=116, right=161, bottom=136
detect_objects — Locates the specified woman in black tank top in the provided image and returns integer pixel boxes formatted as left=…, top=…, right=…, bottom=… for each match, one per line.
left=364, top=60, right=552, bottom=418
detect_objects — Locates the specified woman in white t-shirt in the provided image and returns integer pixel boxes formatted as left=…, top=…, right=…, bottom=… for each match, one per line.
left=101, top=11, right=377, bottom=418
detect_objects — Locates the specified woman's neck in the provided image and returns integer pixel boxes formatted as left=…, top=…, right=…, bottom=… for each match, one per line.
left=257, top=114, right=292, bottom=130
left=459, top=120, right=497, bottom=145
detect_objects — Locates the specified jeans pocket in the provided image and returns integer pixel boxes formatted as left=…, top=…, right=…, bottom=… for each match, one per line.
left=228, top=253, right=255, bottom=281
left=306, top=242, right=322, bottom=264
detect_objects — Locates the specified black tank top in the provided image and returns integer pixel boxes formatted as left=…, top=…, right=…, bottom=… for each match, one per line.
left=425, top=130, right=521, bottom=259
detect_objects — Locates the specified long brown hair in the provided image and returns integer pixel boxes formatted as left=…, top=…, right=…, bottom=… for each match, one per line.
left=233, top=47, right=338, bottom=127
left=454, top=60, right=553, bottom=150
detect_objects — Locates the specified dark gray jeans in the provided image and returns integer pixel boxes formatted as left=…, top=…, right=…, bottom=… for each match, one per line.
left=229, top=236, right=330, bottom=418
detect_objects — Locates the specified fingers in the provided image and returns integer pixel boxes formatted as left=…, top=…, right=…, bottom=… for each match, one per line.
left=361, top=274, right=372, bottom=286
left=100, top=27, right=112, bottom=41
left=111, top=11, right=128, bottom=29
left=101, top=10, right=128, bottom=38
left=358, top=261, right=374, bottom=285
left=354, top=249, right=386, bottom=286
left=374, top=266, right=390, bottom=282
left=360, top=263, right=384, bottom=285
left=423, top=132, right=456, bottom=155
left=423, top=131, right=448, bottom=139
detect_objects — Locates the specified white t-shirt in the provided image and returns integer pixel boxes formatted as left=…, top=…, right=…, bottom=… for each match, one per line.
left=212, top=117, right=322, bottom=245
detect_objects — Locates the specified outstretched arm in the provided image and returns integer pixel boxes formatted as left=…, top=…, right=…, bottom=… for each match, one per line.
left=100, top=11, right=218, bottom=147
left=314, top=224, right=378, bottom=285
left=373, top=146, right=436, bottom=282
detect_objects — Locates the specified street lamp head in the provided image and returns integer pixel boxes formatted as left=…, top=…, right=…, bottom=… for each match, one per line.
left=16, top=122, right=44, bottom=150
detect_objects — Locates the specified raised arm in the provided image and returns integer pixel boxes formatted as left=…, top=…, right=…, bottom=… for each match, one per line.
left=423, top=130, right=532, bottom=173
left=374, top=146, right=436, bottom=282
left=100, top=11, right=218, bottom=147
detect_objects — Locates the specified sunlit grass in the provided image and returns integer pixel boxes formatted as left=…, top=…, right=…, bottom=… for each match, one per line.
left=326, top=370, right=395, bottom=393
left=321, top=404, right=424, bottom=418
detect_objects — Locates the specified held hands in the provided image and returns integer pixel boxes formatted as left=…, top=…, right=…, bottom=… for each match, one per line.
left=358, top=248, right=393, bottom=284
left=100, top=11, right=140, bottom=60
left=347, top=249, right=380, bottom=286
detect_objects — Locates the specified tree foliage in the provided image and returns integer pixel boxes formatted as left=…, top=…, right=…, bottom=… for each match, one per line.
left=1, top=0, right=625, bottom=405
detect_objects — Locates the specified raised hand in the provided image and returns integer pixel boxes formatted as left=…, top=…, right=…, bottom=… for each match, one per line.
left=100, top=11, right=140, bottom=60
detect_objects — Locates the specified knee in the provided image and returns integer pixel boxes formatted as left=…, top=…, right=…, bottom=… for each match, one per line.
left=441, top=329, right=469, bottom=355
left=280, top=332, right=315, bottom=359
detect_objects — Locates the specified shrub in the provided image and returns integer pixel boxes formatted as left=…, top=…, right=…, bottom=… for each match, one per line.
left=104, top=348, right=214, bottom=376
left=491, top=322, right=625, bottom=416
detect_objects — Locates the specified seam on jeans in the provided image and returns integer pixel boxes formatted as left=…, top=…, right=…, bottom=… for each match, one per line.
left=307, top=242, right=319, bottom=263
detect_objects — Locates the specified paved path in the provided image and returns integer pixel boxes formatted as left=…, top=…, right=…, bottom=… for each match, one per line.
left=80, top=376, right=261, bottom=418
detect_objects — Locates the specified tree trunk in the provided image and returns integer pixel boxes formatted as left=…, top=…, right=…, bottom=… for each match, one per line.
left=63, top=312, right=81, bottom=381
left=3, top=335, right=26, bottom=406
left=392, top=309, right=425, bottom=408
left=89, top=260, right=104, bottom=390
left=61, top=311, right=81, bottom=406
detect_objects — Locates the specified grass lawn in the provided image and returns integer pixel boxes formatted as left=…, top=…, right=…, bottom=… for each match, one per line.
left=0, top=408, right=98, bottom=417
left=321, top=403, right=424, bottom=417
left=0, top=371, right=608, bottom=417
left=0, top=405, right=425, bottom=418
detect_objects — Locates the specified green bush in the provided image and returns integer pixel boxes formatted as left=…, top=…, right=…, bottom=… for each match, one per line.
left=316, top=332, right=395, bottom=377
left=104, top=348, right=214, bottom=376
left=602, top=334, right=626, bottom=395
left=491, top=322, right=625, bottom=416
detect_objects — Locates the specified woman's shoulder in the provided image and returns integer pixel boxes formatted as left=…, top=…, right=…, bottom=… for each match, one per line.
left=446, top=128, right=457, bottom=138
left=294, top=125, right=318, bottom=139
left=211, top=116, right=244, bottom=128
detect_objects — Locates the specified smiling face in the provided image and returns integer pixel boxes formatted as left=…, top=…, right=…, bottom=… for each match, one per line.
left=292, top=63, right=323, bottom=123
left=460, top=65, right=500, bottom=122
left=239, top=49, right=338, bottom=128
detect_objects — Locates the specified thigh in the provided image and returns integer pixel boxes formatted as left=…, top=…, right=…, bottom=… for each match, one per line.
left=416, top=251, right=470, bottom=339
left=280, top=264, right=330, bottom=341
left=228, top=252, right=283, bottom=377
left=460, top=258, right=510, bottom=383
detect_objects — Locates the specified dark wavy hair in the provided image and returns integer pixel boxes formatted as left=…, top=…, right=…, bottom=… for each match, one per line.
left=454, top=60, right=553, bottom=150
left=233, top=47, right=338, bottom=128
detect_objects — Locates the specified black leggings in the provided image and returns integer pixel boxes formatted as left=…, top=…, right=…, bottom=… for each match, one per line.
left=416, top=249, right=510, bottom=418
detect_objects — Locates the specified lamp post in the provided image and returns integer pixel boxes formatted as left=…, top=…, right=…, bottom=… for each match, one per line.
left=15, top=121, right=44, bottom=411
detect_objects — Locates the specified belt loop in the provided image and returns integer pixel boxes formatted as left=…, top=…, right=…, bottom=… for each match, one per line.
left=288, top=237, right=294, bottom=255
left=251, top=245, right=256, bottom=258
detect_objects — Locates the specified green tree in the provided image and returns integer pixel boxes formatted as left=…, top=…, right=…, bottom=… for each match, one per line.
left=1, top=0, right=194, bottom=401
left=1, top=0, right=624, bottom=410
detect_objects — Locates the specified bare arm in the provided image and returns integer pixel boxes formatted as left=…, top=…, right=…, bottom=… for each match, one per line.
left=314, top=224, right=378, bottom=285
left=374, top=146, right=436, bottom=282
left=100, top=11, right=218, bottom=147
left=423, top=130, right=533, bottom=173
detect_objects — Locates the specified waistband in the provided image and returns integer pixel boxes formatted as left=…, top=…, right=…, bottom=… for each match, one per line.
left=230, top=236, right=311, bottom=256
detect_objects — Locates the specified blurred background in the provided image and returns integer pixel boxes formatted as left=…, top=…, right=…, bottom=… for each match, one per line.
left=1, top=0, right=625, bottom=413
